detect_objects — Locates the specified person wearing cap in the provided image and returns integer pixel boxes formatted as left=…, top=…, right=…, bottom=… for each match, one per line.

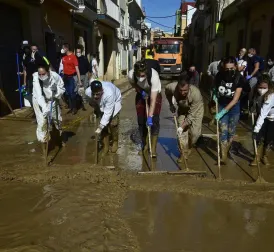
left=23, top=43, right=50, bottom=106
left=85, top=80, right=122, bottom=154
left=32, top=63, right=66, bottom=157
left=128, top=60, right=162, bottom=158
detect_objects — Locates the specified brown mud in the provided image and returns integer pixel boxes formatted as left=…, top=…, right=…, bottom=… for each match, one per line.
left=1, top=81, right=274, bottom=251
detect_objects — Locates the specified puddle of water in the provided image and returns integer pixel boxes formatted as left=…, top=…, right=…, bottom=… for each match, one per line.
left=0, top=180, right=137, bottom=252
left=122, top=191, right=274, bottom=252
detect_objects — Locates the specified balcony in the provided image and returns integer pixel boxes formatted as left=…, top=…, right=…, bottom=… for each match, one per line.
left=97, top=0, right=120, bottom=28
left=117, top=25, right=129, bottom=40
left=63, top=0, right=85, bottom=9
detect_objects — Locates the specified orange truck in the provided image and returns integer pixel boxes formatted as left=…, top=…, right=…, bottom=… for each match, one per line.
left=153, top=37, right=183, bottom=77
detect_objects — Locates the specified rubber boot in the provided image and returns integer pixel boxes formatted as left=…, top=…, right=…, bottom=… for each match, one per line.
left=261, top=146, right=270, bottom=165
left=151, top=135, right=158, bottom=158
left=67, top=97, right=73, bottom=114
left=72, top=99, right=77, bottom=115
left=110, top=126, right=119, bottom=153
left=138, top=136, right=148, bottom=155
left=102, top=135, right=110, bottom=156
left=250, top=144, right=263, bottom=166
left=220, top=141, right=231, bottom=165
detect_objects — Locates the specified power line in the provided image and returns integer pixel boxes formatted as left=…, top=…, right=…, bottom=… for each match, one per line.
left=145, top=6, right=197, bottom=19
left=146, top=14, right=177, bottom=18
left=146, top=18, right=174, bottom=29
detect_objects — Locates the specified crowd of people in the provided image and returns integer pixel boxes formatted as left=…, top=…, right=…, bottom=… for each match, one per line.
left=17, top=40, right=274, bottom=167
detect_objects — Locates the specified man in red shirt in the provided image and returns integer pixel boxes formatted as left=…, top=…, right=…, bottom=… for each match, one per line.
left=61, top=43, right=82, bottom=114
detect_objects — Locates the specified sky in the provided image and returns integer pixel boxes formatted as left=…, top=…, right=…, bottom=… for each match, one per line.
left=143, top=0, right=195, bottom=33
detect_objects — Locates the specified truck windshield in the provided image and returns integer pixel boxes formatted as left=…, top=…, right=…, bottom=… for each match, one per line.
left=155, top=44, right=180, bottom=54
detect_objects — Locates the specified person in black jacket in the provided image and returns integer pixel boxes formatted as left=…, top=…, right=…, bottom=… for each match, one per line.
left=76, top=46, right=90, bottom=110
left=145, top=58, right=161, bottom=75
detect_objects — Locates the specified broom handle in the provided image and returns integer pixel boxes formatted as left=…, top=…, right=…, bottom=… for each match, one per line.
left=216, top=100, right=221, bottom=179
left=174, top=115, right=189, bottom=170
left=251, top=113, right=262, bottom=179
left=145, top=98, right=153, bottom=158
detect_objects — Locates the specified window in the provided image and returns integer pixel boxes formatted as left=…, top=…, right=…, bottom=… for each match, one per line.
left=237, top=29, right=244, bottom=52
left=225, top=42, right=230, bottom=57
left=268, top=17, right=274, bottom=57
left=250, top=30, right=262, bottom=54
left=155, top=44, right=180, bottom=54
left=120, top=11, right=125, bottom=27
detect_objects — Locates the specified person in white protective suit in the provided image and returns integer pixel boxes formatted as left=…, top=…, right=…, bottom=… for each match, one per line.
left=85, top=80, right=122, bottom=154
left=32, top=63, right=66, bottom=152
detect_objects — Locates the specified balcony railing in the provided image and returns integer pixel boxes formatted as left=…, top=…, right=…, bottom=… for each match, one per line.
left=64, top=0, right=85, bottom=10
left=104, top=0, right=120, bottom=23
left=84, top=0, right=97, bottom=11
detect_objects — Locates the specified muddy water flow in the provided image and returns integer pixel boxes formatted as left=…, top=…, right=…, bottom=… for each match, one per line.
left=123, top=190, right=274, bottom=252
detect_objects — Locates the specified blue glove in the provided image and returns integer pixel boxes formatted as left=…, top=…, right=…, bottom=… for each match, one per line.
left=246, top=75, right=252, bottom=80
left=147, top=116, right=153, bottom=127
left=141, top=90, right=148, bottom=99
left=215, top=109, right=228, bottom=121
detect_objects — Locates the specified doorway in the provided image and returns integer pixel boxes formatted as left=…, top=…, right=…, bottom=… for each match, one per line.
left=0, top=3, right=22, bottom=116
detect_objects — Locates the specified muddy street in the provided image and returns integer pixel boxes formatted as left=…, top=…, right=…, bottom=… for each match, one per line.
left=1, top=80, right=274, bottom=251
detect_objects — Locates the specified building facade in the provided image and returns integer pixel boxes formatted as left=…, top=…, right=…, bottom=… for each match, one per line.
left=0, top=0, right=145, bottom=115
left=0, top=0, right=92, bottom=116
left=222, top=0, right=274, bottom=59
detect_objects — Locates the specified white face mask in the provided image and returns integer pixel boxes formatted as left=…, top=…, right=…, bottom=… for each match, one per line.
left=76, top=53, right=81, bottom=57
left=61, top=49, right=66, bottom=54
left=137, top=77, right=146, bottom=82
left=248, top=53, right=253, bottom=58
left=258, top=88, right=268, bottom=96
left=39, top=75, right=49, bottom=82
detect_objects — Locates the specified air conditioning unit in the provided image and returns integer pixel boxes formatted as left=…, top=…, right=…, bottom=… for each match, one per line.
left=123, top=28, right=129, bottom=39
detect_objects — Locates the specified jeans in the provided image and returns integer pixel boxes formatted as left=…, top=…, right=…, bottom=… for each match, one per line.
left=219, top=102, right=240, bottom=142
left=64, top=76, right=77, bottom=109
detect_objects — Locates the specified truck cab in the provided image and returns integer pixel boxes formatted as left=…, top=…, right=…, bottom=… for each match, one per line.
left=154, top=37, right=183, bottom=77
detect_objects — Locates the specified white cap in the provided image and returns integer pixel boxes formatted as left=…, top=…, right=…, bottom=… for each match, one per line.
left=22, top=40, right=29, bottom=45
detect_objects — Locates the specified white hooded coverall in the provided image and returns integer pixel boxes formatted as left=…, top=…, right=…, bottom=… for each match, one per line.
left=32, top=71, right=65, bottom=142
left=85, top=81, right=122, bottom=129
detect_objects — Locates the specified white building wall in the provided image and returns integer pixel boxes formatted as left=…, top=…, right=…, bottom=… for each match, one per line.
left=187, top=5, right=196, bottom=26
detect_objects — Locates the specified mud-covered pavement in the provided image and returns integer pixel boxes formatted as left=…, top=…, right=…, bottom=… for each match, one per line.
left=1, top=80, right=274, bottom=251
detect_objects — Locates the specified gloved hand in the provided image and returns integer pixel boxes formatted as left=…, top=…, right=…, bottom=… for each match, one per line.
left=213, top=93, right=217, bottom=102
left=212, top=88, right=217, bottom=102
left=252, top=131, right=258, bottom=141
left=246, top=75, right=252, bottom=80
left=147, top=116, right=153, bottom=127
left=170, top=104, right=176, bottom=114
left=43, top=109, right=50, bottom=118
left=141, top=90, right=148, bottom=99
left=215, top=108, right=228, bottom=121
left=177, top=127, right=183, bottom=135
left=95, top=127, right=102, bottom=135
